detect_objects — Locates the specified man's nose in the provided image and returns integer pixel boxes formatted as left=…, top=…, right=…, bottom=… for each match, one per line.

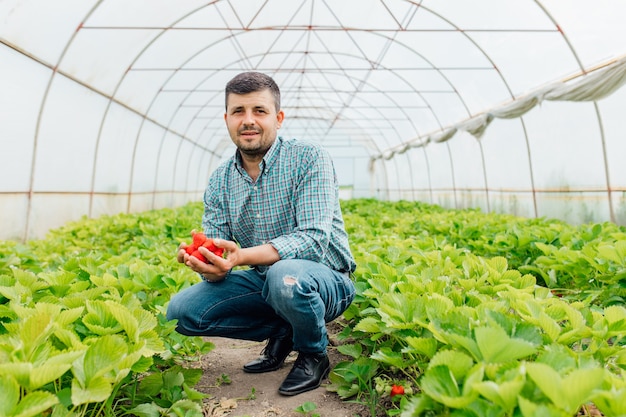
left=242, top=110, right=255, bottom=125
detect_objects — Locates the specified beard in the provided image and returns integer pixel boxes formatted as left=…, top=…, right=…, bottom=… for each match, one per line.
left=238, top=145, right=266, bottom=157
left=236, top=132, right=275, bottom=157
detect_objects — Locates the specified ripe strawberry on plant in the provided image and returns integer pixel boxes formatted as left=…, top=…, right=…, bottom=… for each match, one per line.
left=390, top=384, right=404, bottom=398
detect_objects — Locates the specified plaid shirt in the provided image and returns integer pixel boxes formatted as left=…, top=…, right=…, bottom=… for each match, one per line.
left=202, top=137, right=356, bottom=273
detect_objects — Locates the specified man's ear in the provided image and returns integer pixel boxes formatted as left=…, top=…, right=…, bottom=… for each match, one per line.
left=276, top=110, right=285, bottom=129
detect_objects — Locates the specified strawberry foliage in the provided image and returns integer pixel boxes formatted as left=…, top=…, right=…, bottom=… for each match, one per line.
left=1, top=199, right=626, bottom=416
left=334, top=199, right=626, bottom=416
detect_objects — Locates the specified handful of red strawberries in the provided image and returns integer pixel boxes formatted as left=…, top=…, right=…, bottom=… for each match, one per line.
left=185, top=232, right=224, bottom=263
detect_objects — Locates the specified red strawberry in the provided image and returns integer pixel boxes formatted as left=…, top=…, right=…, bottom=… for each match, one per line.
left=190, top=249, right=207, bottom=263
left=192, top=232, right=207, bottom=247
left=390, top=384, right=404, bottom=398
left=202, top=239, right=224, bottom=257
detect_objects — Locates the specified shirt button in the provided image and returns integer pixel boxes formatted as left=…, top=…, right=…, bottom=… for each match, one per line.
left=256, top=213, right=261, bottom=218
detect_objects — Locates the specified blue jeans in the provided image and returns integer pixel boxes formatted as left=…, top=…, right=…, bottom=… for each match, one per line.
left=166, top=259, right=356, bottom=354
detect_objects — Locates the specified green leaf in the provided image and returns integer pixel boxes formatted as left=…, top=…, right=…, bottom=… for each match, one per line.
left=428, top=350, right=474, bottom=381
left=420, top=365, right=479, bottom=409
left=371, top=347, right=408, bottom=369
left=354, top=316, right=383, bottom=333
left=138, top=372, right=164, bottom=396
left=592, top=383, right=626, bottom=416
left=71, top=374, right=113, bottom=405
left=403, top=336, right=438, bottom=358
left=128, top=403, right=163, bottom=417
left=33, top=349, right=83, bottom=388
left=295, top=401, right=318, bottom=413
left=182, top=382, right=207, bottom=401
left=12, top=391, right=59, bottom=417
left=535, top=344, right=576, bottom=372
left=378, top=293, right=425, bottom=329
left=70, top=334, right=128, bottom=405
left=462, top=397, right=507, bottom=417
left=475, top=326, right=538, bottom=363
left=82, top=300, right=123, bottom=335
left=169, top=399, right=203, bottom=416
left=472, top=372, right=525, bottom=411
left=84, top=334, right=127, bottom=381
left=596, top=243, right=626, bottom=265
left=336, top=343, right=362, bottom=359
left=0, top=375, right=19, bottom=415
left=525, top=362, right=606, bottom=415
left=15, top=311, right=56, bottom=361
left=487, top=257, right=509, bottom=274
left=518, top=395, right=571, bottom=417
left=106, top=300, right=139, bottom=341
left=163, top=368, right=185, bottom=390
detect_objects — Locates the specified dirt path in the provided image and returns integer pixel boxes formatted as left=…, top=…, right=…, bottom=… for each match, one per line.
left=195, top=331, right=371, bottom=417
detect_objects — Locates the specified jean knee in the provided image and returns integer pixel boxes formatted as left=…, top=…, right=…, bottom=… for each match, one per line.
left=267, top=259, right=303, bottom=278
left=263, top=261, right=308, bottom=306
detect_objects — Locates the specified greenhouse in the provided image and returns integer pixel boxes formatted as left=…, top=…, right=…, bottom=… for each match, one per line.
left=1, top=1, right=626, bottom=416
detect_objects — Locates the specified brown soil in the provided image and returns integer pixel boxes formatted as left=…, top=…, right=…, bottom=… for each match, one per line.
left=194, top=324, right=372, bottom=417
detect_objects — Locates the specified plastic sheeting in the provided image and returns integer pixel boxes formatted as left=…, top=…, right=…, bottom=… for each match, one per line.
left=1, top=0, right=626, bottom=241
left=374, top=56, right=626, bottom=156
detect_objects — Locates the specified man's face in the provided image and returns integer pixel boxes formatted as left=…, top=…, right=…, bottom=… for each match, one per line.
left=224, top=89, right=284, bottom=158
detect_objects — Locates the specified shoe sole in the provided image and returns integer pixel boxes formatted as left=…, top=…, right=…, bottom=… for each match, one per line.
left=243, top=363, right=284, bottom=373
left=277, top=365, right=331, bottom=396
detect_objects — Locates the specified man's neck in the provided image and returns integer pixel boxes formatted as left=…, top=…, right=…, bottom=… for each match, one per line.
left=240, top=153, right=263, bottom=181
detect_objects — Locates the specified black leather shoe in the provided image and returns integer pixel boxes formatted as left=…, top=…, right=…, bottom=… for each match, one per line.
left=243, top=334, right=293, bottom=373
left=278, top=352, right=330, bottom=396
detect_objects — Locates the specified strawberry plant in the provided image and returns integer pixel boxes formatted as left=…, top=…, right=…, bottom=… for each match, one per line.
left=2, top=198, right=626, bottom=416
left=335, top=199, right=626, bottom=416
left=0, top=204, right=213, bottom=416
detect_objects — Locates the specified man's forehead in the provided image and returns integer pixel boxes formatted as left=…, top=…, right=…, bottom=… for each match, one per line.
left=226, top=90, right=274, bottom=108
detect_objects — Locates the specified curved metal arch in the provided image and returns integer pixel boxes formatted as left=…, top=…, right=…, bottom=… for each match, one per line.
left=181, top=60, right=415, bottom=197
left=89, top=2, right=226, bottom=213
left=146, top=32, right=445, bottom=201
left=25, top=0, right=105, bottom=241
left=127, top=15, right=481, bottom=212
left=190, top=59, right=433, bottom=199
left=398, top=1, right=520, bottom=211
left=178, top=55, right=432, bottom=148
left=31, top=0, right=603, bottom=229
left=31, top=1, right=229, bottom=218
left=389, top=0, right=552, bottom=214
left=534, top=0, right=614, bottom=222
left=387, top=0, right=604, bottom=216
left=48, top=1, right=226, bottom=216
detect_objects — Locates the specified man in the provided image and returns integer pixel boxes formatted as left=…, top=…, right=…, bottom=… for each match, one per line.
left=166, top=71, right=356, bottom=396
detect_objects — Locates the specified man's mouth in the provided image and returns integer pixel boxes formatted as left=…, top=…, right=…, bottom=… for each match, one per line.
left=240, top=130, right=260, bottom=137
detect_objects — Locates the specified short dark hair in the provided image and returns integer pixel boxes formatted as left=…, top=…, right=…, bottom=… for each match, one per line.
left=225, top=72, right=281, bottom=112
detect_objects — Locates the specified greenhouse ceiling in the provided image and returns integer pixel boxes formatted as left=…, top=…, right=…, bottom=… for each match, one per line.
left=2, top=0, right=626, bottom=241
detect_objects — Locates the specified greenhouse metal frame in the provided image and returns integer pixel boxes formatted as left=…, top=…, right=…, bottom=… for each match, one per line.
left=2, top=0, right=626, bottom=241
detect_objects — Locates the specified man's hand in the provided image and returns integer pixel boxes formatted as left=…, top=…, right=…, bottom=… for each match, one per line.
left=178, top=238, right=239, bottom=282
